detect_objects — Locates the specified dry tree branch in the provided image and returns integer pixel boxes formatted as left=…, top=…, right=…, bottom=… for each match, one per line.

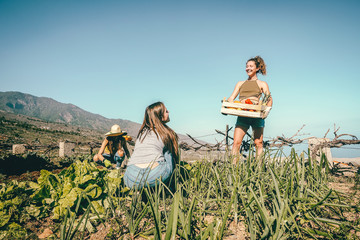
left=215, top=129, right=234, bottom=140
left=269, top=124, right=359, bottom=152
left=333, top=133, right=358, bottom=141
left=178, top=123, right=359, bottom=154
left=187, top=134, right=222, bottom=151
left=323, top=128, right=330, bottom=138
left=268, top=125, right=311, bottom=147
left=179, top=134, right=223, bottom=151
left=334, top=124, right=340, bottom=138
left=289, top=124, right=306, bottom=139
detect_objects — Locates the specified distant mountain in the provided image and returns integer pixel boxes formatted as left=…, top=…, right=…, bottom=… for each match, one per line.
left=0, top=91, right=141, bottom=137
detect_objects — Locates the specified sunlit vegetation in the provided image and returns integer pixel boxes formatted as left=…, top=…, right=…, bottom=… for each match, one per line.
left=0, top=149, right=359, bottom=239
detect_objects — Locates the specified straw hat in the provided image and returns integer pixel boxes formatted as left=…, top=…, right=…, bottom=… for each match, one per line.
left=105, top=124, right=127, bottom=137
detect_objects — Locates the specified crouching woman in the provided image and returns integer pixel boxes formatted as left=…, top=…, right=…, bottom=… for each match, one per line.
left=93, top=124, right=130, bottom=169
left=124, top=102, right=178, bottom=189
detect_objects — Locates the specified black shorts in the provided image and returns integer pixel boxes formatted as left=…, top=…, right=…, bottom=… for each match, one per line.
left=235, top=116, right=265, bottom=128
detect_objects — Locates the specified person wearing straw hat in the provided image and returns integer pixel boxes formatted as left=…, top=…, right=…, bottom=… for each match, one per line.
left=93, top=124, right=131, bottom=169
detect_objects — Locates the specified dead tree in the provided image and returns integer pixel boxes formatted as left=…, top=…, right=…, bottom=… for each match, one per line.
left=268, top=125, right=311, bottom=147
left=182, top=124, right=359, bottom=158
left=268, top=124, right=359, bottom=150
left=186, top=134, right=222, bottom=151
left=311, top=125, right=359, bottom=159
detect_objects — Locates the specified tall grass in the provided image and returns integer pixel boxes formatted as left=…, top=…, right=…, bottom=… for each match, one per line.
left=66, top=147, right=360, bottom=239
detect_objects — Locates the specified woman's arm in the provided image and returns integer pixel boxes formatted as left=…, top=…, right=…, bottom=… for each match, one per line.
left=260, top=81, right=273, bottom=107
left=227, top=81, right=243, bottom=102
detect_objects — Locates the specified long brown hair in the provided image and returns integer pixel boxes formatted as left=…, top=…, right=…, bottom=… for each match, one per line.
left=106, top=135, right=125, bottom=156
left=137, top=102, right=179, bottom=160
left=247, top=56, right=266, bottom=75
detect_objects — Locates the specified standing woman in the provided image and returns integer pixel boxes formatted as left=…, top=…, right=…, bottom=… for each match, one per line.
left=124, top=102, right=179, bottom=189
left=93, top=124, right=131, bottom=169
left=227, top=56, right=273, bottom=161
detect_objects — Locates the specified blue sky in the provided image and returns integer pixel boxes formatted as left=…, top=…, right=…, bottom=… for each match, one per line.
left=0, top=0, right=359, bottom=157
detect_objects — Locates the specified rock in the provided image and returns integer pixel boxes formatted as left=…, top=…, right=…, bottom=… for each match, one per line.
left=38, top=228, right=53, bottom=239
left=308, top=138, right=333, bottom=165
left=59, top=142, right=75, bottom=157
left=12, top=144, right=26, bottom=154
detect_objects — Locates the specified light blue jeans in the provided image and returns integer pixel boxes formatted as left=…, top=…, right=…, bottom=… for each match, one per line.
left=124, top=152, right=174, bottom=189
left=102, top=152, right=125, bottom=168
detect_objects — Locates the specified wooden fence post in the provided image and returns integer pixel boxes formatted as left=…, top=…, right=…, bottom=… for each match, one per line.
left=225, top=124, right=229, bottom=151
left=12, top=144, right=26, bottom=154
left=59, top=142, right=75, bottom=157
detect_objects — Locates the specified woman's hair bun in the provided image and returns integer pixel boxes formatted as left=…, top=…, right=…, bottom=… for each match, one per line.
left=248, top=56, right=266, bottom=75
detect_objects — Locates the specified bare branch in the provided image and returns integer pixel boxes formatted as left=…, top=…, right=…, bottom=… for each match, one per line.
left=333, top=124, right=340, bottom=137
left=181, top=134, right=223, bottom=151
left=323, top=128, right=330, bottom=138
left=215, top=129, right=234, bottom=140
left=268, top=124, right=359, bottom=152
left=289, top=124, right=305, bottom=139
left=334, top=133, right=358, bottom=141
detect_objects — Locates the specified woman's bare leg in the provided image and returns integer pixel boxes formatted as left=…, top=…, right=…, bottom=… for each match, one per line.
left=253, top=127, right=264, bottom=157
left=231, top=125, right=249, bottom=164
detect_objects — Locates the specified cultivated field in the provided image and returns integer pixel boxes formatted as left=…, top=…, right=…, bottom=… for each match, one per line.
left=1, top=111, right=359, bottom=239
left=0, top=148, right=359, bottom=239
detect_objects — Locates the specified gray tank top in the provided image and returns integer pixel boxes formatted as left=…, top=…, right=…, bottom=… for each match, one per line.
left=127, top=130, right=165, bottom=165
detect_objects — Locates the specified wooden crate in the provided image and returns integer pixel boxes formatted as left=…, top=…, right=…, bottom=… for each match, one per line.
left=221, top=98, right=271, bottom=118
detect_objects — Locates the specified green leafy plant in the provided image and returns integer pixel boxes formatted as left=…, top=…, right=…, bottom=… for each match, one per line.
left=0, top=180, right=31, bottom=239
left=0, top=148, right=359, bottom=239
left=31, top=159, right=118, bottom=221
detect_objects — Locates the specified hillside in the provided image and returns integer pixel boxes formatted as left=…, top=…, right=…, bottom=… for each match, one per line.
left=0, top=91, right=200, bottom=149
left=0, top=91, right=141, bottom=136
left=0, top=110, right=104, bottom=146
